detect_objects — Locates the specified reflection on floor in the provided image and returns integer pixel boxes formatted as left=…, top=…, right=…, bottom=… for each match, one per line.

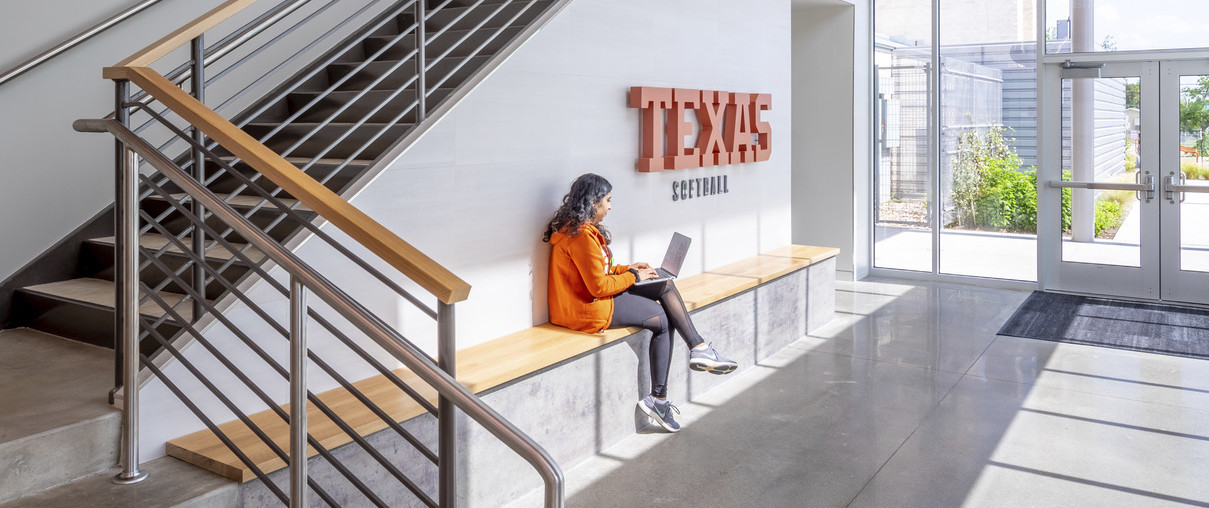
left=510, top=278, right=1209, bottom=507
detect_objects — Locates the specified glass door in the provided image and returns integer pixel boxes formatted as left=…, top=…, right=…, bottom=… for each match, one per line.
left=1038, top=60, right=1160, bottom=299
left=1159, top=60, right=1209, bottom=304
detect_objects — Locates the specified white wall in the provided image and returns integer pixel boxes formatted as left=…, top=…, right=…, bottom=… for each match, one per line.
left=791, top=0, right=871, bottom=279
left=138, top=0, right=793, bottom=458
left=0, top=0, right=230, bottom=283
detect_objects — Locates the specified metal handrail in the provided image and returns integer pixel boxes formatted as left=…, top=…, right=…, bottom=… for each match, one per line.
left=76, top=117, right=565, bottom=508
left=0, top=0, right=165, bottom=86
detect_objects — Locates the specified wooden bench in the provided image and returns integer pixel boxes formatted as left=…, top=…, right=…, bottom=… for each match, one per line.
left=166, top=245, right=839, bottom=483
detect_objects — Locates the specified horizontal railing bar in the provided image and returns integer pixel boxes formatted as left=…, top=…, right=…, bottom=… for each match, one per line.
left=214, top=0, right=408, bottom=130
left=148, top=172, right=418, bottom=503
left=426, top=0, right=512, bottom=65
left=254, top=37, right=420, bottom=161
left=139, top=176, right=440, bottom=421
left=425, top=0, right=487, bottom=46
left=427, top=0, right=536, bottom=94
left=141, top=296, right=384, bottom=508
left=0, top=0, right=165, bottom=86
left=254, top=28, right=420, bottom=153
left=141, top=357, right=290, bottom=504
left=105, top=66, right=470, bottom=305
left=139, top=218, right=441, bottom=479
left=114, top=0, right=258, bottom=68
left=130, top=0, right=320, bottom=105
left=201, top=0, right=339, bottom=88
left=133, top=104, right=439, bottom=318
left=83, top=118, right=563, bottom=508
left=134, top=295, right=343, bottom=508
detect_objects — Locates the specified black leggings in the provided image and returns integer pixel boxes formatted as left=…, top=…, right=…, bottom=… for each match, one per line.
left=609, top=281, right=705, bottom=398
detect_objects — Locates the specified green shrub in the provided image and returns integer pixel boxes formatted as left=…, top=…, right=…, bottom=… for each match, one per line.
left=1094, top=199, right=1125, bottom=237
left=952, top=126, right=1079, bottom=234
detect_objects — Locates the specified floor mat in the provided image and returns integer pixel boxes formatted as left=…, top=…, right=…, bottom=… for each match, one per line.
left=998, top=291, right=1209, bottom=360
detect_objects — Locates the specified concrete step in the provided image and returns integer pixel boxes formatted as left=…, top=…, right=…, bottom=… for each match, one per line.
left=0, top=455, right=237, bottom=508
left=0, top=329, right=119, bottom=504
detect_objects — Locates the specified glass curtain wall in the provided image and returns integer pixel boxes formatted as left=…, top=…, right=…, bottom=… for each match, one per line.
left=874, top=0, right=1039, bottom=281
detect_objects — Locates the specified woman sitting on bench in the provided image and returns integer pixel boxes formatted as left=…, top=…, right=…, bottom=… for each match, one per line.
left=543, top=173, right=738, bottom=433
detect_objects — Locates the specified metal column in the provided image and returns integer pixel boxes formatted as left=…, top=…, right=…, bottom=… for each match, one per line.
left=437, top=301, right=456, bottom=507
left=289, top=276, right=308, bottom=508
left=113, top=91, right=147, bottom=483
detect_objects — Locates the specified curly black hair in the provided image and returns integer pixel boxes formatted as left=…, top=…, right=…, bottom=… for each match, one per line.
left=542, top=173, right=613, bottom=243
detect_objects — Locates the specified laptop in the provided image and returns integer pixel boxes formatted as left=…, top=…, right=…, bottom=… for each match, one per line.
left=634, top=232, right=691, bottom=285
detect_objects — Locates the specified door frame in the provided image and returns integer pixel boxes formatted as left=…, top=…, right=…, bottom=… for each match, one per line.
left=1037, top=50, right=1209, bottom=301
left=1037, top=59, right=1159, bottom=299
left=1159, top=59, right=1209, bottom=303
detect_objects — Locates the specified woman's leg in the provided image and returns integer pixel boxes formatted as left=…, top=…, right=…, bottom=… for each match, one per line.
left=628, top=281, right=738, bottom=375
left=626, top=281, right=704, bottom=348
left=610, top=291, right=673, bottom=398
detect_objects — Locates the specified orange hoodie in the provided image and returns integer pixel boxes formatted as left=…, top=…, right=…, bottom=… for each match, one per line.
left=547, top=223, right=636, bottom=333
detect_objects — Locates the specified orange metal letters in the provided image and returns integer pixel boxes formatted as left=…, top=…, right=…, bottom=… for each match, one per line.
left=630, top=85, right=771, bottom=171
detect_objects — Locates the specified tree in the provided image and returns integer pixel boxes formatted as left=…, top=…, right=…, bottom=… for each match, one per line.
left=1125, top=82, right=1140, bottom=109
left=1180, top=77, right=1209, bottom=156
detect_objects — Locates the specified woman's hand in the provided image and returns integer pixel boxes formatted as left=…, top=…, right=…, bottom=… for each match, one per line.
left=631, top=262, right=651, bottom=270
left=636, top=267, right=659, bottom=281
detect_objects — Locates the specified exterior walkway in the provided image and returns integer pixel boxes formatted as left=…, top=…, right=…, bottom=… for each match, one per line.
left=510, top=278, right=1209, bottom=507
left=874, top=192, right=1209, bottom=280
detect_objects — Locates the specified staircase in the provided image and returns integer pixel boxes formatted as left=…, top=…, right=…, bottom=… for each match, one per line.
left=8, top=0, right=554, bottom=357
left=0, top=0, right=561, bottom=505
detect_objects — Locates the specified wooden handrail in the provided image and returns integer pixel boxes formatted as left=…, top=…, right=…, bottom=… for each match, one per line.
left=111, top=0, right=257, bottom=69
left=105, top=65, right=471, bottom=304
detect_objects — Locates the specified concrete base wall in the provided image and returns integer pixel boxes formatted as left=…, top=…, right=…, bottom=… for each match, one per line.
left=238, top=265, right=834, bottom=507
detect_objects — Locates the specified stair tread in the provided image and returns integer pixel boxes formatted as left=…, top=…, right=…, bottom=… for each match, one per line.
left=21, top=278, right=197, bottom=321
left=88, top=234, right=265, bottom=263
left=0, top=329, right=116, bottom=445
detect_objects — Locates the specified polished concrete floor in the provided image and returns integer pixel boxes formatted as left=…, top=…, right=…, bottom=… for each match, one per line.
left=511, top=278, right=1209, bottom=507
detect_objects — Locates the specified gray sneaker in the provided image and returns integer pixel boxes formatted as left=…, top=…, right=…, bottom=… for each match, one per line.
left=689, top=342, right=738, bottom=374
left=638, top=395, right=681, bottom=432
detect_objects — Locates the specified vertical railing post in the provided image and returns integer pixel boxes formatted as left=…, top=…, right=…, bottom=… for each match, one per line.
left=289, top=276, right=308, bottom=508
left=190, top=35, right=207, bottom=321
left=112, top=80, right=130, bottom=396
left=113, top=84, right=147, bottom=483
left=437, top=301, right=456, bottom=507
left=415, top=0, right=427, bottom=121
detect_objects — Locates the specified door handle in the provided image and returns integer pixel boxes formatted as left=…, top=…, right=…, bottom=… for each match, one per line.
left=1048, top=172, right=1155, bottom=202
left=1164, top=171, right=1209, bottom=202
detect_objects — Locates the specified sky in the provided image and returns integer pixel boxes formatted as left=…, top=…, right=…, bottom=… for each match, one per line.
left=1045, top=0, right=1209, bottom=51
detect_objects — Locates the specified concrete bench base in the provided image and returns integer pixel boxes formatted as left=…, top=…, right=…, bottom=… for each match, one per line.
left=236, top=256, right=835, bottom=506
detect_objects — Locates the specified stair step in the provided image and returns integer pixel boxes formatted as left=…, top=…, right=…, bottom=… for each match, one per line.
left=21, top=278, right=197, bottom=322
left=89, top=234, right=265, bottom=264
left=0, top=455, right=237, bottom=508
left=0, top=329, right=119, bottom=504
left=79, top=234, right=258, bottom=301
